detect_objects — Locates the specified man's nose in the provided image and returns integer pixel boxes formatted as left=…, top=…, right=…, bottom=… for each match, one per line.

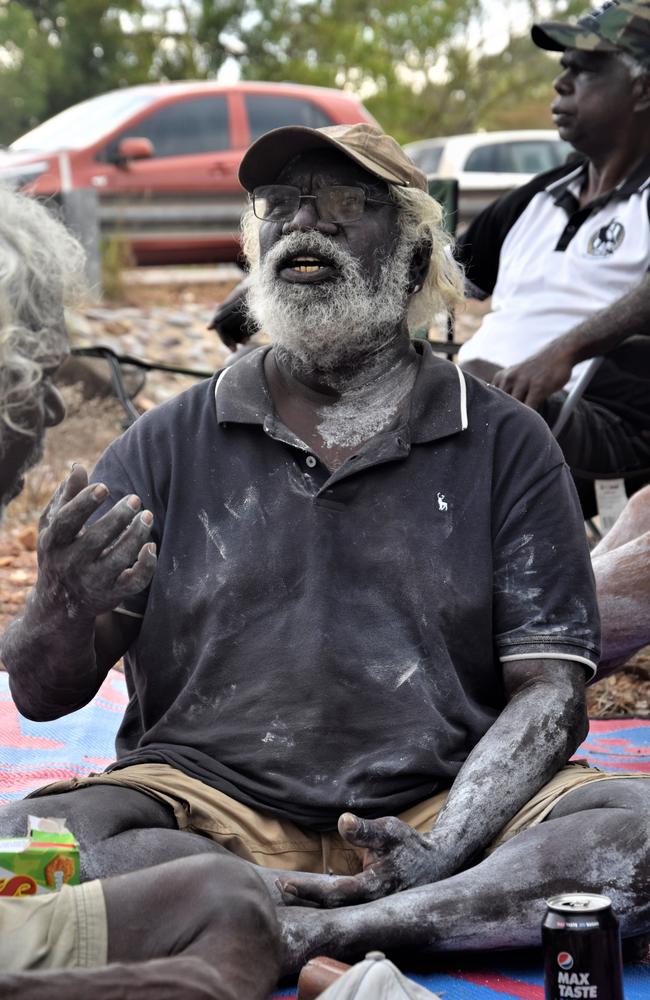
left=553, top=68, right=572, bottom=95
left=43, top=383, right=66, bottom=428
left=282, top=198, right=338, bottom=236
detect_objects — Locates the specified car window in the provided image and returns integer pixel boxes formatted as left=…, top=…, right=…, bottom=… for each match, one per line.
left=501, top=140, right=571, bottom=173
left=465, top=140, right=570, bottom=174
left=11, top=90, right=156, bottom=153
left=245, top=95, right=333, bottom=141
left=99, top=95, right=230, bottom=161
left=408, top=146, right=443, bottom=173
left=463, top=144, right=502, bottom=172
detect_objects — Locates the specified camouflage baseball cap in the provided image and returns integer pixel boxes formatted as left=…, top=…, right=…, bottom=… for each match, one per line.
left=532, top=1, right=650, bottom=68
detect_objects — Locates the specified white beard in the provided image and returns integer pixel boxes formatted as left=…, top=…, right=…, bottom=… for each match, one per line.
left=246, top=230, right=414, bottom=375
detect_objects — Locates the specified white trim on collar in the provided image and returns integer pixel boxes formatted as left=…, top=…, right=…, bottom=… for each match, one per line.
left=455, top=363, right=468, bottom=430
left=213, top=365, right=231, bottom=417
left=544, top=163, right=584, bottom=194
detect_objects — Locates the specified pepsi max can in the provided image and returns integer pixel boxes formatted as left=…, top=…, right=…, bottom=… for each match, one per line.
left=543, top=894, right=624, bottom=1000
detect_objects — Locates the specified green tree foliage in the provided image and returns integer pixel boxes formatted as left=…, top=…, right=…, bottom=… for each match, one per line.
left=0, top=1, right=154, bottom=143
left=235, top=0, right=588, bottom=142
left=236, top=0, right=477, bottom=141
left=0, top=0, right=245, bottom=144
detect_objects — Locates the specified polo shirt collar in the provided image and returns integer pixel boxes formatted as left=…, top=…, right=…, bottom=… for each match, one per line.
left=546, top=153, right=650, bottom=206
left=545, top=161, right=586, bottom=204
left=214, top=341, right=469, bottom=445
left=407, top=341, right=468, bottom=444
left=214, top=346, right=273, bottom=425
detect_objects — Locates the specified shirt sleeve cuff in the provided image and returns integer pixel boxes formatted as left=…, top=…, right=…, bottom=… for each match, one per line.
left=499, top=651, right=597, bottom=679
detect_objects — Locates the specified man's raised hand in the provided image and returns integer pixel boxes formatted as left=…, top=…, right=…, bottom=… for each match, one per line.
left=37, top=464, right=157, bottom=618
left=277, top=812, right=457, bottom=908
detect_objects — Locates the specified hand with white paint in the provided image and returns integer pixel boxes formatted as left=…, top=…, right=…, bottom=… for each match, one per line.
left=35, top=464, right=157, bottom=619
left=2, top=464, right=157, bottom=721
left=278, top=660, right=589, bottom=910
left=277, top=812, right=457, bottom=908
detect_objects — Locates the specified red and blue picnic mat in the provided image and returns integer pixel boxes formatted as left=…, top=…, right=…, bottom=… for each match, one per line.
left=1, top=669, right=648, bottom=997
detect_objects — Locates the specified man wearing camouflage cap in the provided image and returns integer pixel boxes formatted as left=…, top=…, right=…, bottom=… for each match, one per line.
left=532, top=0, right=650, bottom=64
left=458, top=0, right=650, bottom=519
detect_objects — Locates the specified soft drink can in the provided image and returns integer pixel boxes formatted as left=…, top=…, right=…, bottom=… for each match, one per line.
left=543, top=893, right=624, bottom=1000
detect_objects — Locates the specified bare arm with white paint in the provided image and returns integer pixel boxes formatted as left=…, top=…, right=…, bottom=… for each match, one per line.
left=279, top=658, right=588, bottom=908
left=492, top=275, right=650, bottom=408
left=1, top=466, right=155, bottom=721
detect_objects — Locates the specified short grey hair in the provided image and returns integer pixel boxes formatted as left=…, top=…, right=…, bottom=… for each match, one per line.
left=240, top=184, right=464, bottom=334
left=619, top=50, right=649, bottom=80
left=0, top=188, right=86, bottom=436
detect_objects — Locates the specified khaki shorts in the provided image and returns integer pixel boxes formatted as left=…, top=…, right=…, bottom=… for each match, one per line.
left=32, top=761, right=650, bottom=875
left=0, top=880, right=107, bottom=973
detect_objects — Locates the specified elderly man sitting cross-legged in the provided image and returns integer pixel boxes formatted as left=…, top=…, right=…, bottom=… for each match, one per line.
left=1, top=126, right=649, bottom=977
left=0, top=187, right=279, bottom=1000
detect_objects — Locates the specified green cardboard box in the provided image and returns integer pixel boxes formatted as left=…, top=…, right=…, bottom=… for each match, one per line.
left=0, top=816, right=80, bottom=896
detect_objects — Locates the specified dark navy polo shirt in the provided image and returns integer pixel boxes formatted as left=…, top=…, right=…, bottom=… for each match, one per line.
left=91, top=343, right=600, bottom=831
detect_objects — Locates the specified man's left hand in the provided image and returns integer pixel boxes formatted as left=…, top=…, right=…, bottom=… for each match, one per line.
left=277, top=812, right=455, bottom=908
left=492, top=342, right=574, bottom=409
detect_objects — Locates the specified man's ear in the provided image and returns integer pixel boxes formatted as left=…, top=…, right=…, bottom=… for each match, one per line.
left=408, top=231, right=433, bottom=295
left=632, top=70, right=650, bottom=113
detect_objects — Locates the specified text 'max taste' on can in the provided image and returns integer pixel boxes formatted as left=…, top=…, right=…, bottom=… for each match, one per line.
left=542, top=893, right=624, bottom=1000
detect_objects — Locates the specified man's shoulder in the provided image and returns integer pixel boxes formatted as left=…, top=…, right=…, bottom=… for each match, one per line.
left=126, top=373, right=221, bottom=436
left=462, top=366, right=563, bottom=449
left=456, top=158, right=585, bottom=294
left=475, top=158, right=585, bottom=229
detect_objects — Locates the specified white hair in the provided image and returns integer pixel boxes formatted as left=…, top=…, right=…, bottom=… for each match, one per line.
left=0, top=188, right=86, bottom=437
left=240, top=183, right=464, bottom=335
left=389, top=185, right=465, bottom=330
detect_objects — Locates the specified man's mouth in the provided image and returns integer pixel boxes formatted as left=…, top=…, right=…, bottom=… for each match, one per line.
left=551, top=103, right=574, bottom=124
left=277, top=253, right=339, bottom=284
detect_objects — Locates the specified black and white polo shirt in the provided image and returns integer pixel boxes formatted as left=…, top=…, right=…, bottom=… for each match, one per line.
left=457, top=156, right=650, bottom=390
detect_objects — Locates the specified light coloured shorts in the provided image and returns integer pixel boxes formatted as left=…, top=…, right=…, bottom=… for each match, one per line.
left=32, top=761, right=650, bottom=876
left=0, top=879, right=107, bottom=973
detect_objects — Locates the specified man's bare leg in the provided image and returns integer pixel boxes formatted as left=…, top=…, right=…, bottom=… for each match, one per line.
left=0, top=854, right=280, bottom=1000
left=278, top=778, right=650, bottom=974
left=0, top=787, right=233, bottom=880
left=592, top=484, right=650, bottom=556
left=591, top=486, right=650, bottom=671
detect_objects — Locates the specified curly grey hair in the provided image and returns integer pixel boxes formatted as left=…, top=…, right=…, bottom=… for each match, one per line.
left=0, top=187, right=86, bottom=437
left=240, top=183, right=464, bottom=333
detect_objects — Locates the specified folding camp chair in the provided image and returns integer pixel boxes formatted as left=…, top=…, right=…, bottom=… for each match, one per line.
left=551, top=336, right=650, bottom=534
left=419, top=177, right=463, bottom=358
left=70, top=345, right=213, bottom=427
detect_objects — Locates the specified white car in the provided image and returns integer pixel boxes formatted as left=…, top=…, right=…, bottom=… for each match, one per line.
left=404, top=130, right=572, bottom=228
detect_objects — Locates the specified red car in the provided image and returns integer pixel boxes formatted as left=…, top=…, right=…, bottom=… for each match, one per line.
left=0, top=81, right=376, bottom=264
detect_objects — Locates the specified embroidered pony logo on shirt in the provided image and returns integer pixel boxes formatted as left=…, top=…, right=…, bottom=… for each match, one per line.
left=437, top=492, right=448, bottom=512
left=587, top=219, right=625, bottom=257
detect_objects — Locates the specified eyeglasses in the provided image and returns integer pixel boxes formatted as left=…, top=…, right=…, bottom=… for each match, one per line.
left=251, top=184, right=393, bottom=225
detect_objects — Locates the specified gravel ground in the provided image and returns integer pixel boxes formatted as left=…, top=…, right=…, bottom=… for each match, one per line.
left=0, top=274, right=647, bottom=716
